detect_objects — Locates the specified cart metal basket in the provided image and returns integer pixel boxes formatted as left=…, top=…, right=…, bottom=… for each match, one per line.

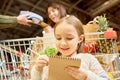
left=0, top=35, right=55, bottom=80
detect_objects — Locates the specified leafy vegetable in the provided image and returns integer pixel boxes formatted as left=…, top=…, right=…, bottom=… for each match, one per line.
left=39, top=46, right=58, bottom=56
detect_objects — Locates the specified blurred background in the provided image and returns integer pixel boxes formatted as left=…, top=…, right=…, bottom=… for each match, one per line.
left=0, top=0, right=120, bottom=40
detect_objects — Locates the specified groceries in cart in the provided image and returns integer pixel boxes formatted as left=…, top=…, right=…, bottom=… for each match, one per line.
left=83, top=15, right=117, bottom=54
left=83, top=15, right=120, bottom=79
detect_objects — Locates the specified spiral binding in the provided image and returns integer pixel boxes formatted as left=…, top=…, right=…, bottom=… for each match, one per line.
left=49, top=55, right=80, bottom=61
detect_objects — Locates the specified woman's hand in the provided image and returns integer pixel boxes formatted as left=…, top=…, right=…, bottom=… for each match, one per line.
left=65, top=66, right=87, bottom=80
left=35, top=55, right=49, bottom=71
left=17, top=14, right=33, bottom=26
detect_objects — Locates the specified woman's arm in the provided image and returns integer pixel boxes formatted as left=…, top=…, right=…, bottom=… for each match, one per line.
left=0, top=14, right=32, bottom=29
left=0, top=15, right=17, bottom=28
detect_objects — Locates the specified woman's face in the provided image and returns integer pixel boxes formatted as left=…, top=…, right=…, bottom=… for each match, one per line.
left=48, top=7, right=61, bottom=23
left=55, top=22, right=81, bottom=57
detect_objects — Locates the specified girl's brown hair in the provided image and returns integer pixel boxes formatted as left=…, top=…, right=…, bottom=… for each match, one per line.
left=54, top=15, right=85, bottom=55
left=47, top=2, right=67, bottom=27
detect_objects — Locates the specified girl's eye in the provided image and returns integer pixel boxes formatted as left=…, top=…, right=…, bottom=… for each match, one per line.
left=56, top=37, right=61, bottom=40
left=66, top=38, right=73, bottom=40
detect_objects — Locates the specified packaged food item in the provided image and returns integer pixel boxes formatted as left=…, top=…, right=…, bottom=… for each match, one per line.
left=104, top=28, right=117, bottom=39
left=20, top=10, right=43, bottom=21
left=20, top=10, right=48, bottom=28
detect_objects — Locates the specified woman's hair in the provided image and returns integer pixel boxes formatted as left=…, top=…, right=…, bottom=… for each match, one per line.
left=54, top=15, right=85, bottom=55
left=47, top=2, right=67, bottom=27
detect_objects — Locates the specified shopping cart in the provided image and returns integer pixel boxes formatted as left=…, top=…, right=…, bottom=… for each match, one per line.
left=0, top=32, right=120, bottom=80
left=84, top=32, right=120, bottom=80
left=0, top=34, right=55, bottom=80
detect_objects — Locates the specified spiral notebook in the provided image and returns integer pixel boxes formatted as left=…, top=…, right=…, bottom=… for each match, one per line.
left=48, top=56, right=81, bottom=80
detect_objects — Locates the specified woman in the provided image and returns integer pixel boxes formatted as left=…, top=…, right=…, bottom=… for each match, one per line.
left=0, top=14, right=32, bottom=28
left=43, top=2, right=67, bottom=33
left=31, top=15, right=110, bottom=80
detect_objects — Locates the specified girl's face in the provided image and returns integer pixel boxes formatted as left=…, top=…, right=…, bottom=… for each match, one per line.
left=48, top=7, right=61, bottom=23
left=55, top=22, right=81, bottom=57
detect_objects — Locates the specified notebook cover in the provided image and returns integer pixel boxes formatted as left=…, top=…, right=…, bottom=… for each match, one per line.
left=48, top=56, right=81, bottom=80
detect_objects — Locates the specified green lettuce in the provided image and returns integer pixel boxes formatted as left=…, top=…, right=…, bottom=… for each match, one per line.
left=39, top=46, right=58, bottom=56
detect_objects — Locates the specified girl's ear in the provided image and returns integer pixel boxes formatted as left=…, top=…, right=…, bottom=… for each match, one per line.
left=79, top=35, right=85, bottom=43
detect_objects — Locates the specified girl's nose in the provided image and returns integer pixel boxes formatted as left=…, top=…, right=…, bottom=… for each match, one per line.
left=61, top=39, right=67, bottom=45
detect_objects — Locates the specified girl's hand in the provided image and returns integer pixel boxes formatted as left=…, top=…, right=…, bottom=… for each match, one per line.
left=35, top=55, right=49, bottom=71
left=65, top=66, right=87, bottom=80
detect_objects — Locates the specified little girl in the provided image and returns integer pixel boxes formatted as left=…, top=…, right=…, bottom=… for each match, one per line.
left=31, top=15, right=110, bottom=80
